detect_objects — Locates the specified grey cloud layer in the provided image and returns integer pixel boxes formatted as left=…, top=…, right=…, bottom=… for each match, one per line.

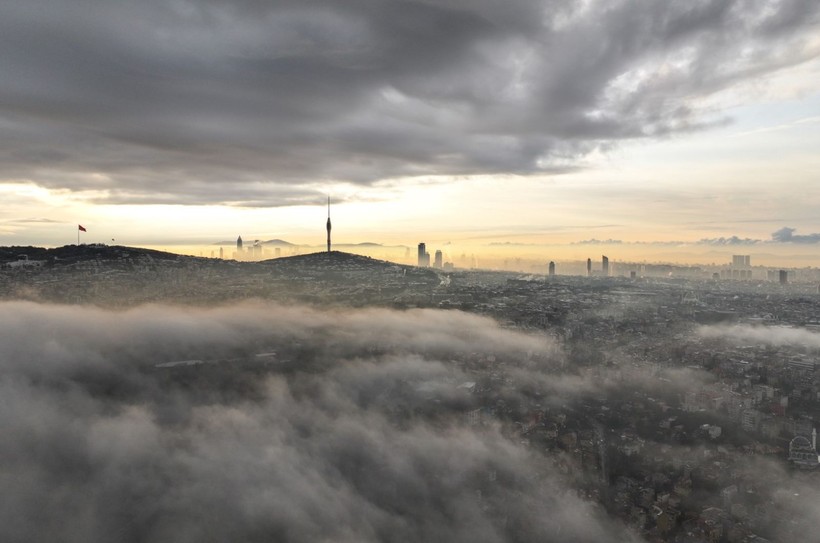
left=772, top=227, right=820, bottom=244
left=0, top=301, right=639, bottom=542
left=1, top=0, right=818, bottom=205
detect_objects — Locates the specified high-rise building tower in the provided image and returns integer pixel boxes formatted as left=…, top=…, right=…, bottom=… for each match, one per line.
left=779, top=269, right=788, bottom=284
left=587, top=258, right=592, bottom=276
left=732, top=255, right=751, bottom=268
left=548, top=261, right=555, bottom=276
left=237, top=236, right=243, bottom=251
left=731, top=255, right=752, bottom=280
left=326, top=197, right=332, bottom=253
left=434, top=250, right=443, bottom=269
left=602, top=255, right=609, bottom=277
left=417, top=243, right=430, bottom=267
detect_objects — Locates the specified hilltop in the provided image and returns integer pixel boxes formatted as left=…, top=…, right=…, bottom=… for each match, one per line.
left=0, top=244, right=192, bottom=265
left=260, top=251, right=441, bottom=296
left=0, top=245, right=424, bottom=274
left=0, top=245, right=442, bottom=307
left=262, top=250, right=436, bottom=278
left=262, top=250, right=398, bottom=270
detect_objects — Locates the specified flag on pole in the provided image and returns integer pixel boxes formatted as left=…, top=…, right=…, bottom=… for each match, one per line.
left=78, top=225, right=87, bottom=232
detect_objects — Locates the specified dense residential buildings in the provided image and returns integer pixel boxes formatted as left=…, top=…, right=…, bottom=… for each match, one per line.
left=2, top=244, right=819, bottom=540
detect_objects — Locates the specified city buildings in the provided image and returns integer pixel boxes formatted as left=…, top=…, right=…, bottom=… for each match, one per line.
left=2, top=243, right=820, bottom=540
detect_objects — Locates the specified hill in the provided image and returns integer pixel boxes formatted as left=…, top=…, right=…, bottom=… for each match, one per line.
left=0, top=246, right=442, bottom=307
left=262, top=250, right=390, bottom=268
left=262, top=250, right=438, bottom=281
left=0, top=244, right=193, bottom=265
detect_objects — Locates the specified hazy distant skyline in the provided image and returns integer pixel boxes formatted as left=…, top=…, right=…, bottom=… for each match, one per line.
left=1, top=0, right=819, bottom=264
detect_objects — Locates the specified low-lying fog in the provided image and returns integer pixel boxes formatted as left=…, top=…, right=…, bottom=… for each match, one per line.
left=0, top=301, right=638, bottom=543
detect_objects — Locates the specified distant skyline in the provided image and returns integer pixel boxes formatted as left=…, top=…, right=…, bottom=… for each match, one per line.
left=1, top=1, right=819, bottom=265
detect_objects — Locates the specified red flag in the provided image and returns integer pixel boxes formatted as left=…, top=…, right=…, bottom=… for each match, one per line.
left=78, top=224, right=87, bottom=232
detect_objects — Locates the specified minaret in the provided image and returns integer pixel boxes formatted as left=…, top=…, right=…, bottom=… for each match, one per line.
left=326, top=196, right=332, bottom=253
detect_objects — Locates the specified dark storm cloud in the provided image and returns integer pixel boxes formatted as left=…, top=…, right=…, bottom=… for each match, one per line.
left=0, top=301, right=640, bottom=542
left=1, top=0, right=818, bottom=205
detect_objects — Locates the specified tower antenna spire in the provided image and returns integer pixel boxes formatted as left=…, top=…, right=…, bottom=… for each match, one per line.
left=326, top=196, right=332, bottom=253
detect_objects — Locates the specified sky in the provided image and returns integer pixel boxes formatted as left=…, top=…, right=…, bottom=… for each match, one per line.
left=1, top=0, right=819, bottom=266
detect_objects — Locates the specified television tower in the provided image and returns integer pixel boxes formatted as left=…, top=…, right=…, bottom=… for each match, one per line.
left=326, top=196, right=332, bottom=253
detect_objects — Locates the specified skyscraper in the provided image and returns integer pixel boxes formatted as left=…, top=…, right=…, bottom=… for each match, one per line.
left=731, top=255, right=751, bottom=280
left=548, top=261, right=555, bottom=276
left=732, top=255, right=751, bottom=268
left=417, top=243, right=430, bottom=267
left=779, top=270, right=788, bottom=284
left=587, top=258, right=592, bottom=276
left=236, top=236, right=243, bottom=251
left=434, top=250, right=443, bottom=269
left=326, top=197, right=332, bottom=253
left=602, top=255, right=609, bottom=277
